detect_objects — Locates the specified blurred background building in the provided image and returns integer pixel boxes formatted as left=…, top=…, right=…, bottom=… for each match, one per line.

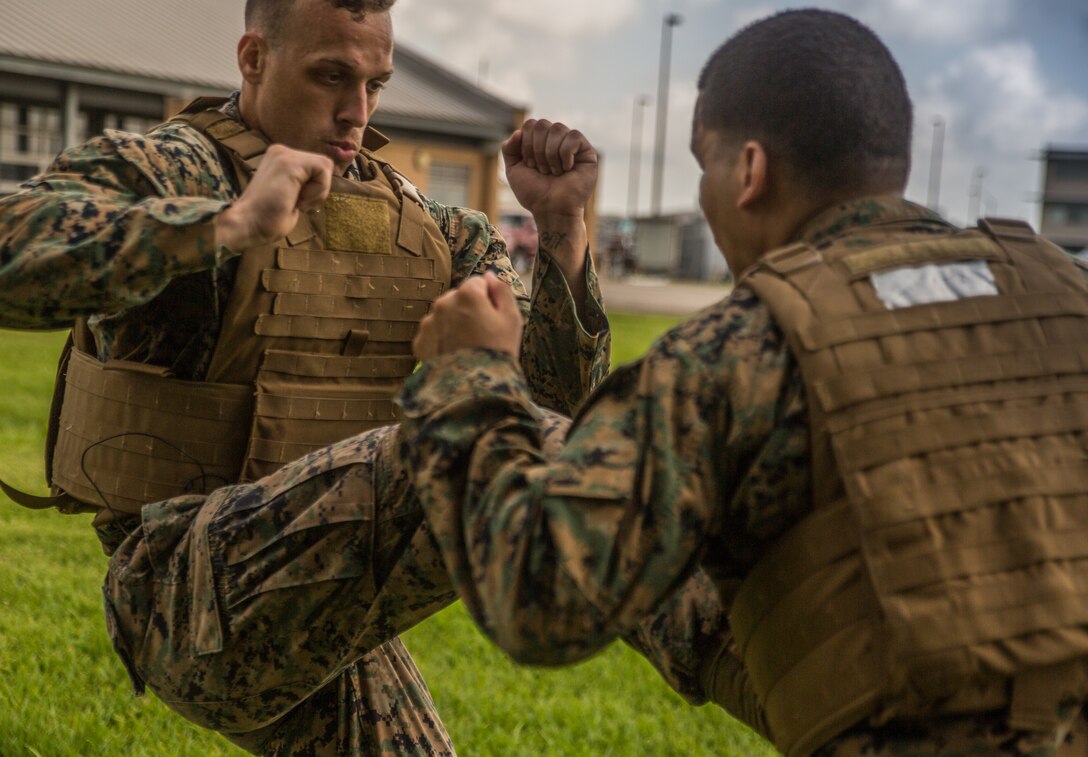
left=1040, top=147, right=1088, bottom=257
left=596, top=213, right=727, bottom=283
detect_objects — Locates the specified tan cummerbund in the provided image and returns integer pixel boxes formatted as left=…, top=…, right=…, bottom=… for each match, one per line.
left=51, top=349, right=253, bottom=514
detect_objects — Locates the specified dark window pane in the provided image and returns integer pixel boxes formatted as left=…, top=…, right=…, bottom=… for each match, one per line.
left=0, top=163, right=40, bottom=182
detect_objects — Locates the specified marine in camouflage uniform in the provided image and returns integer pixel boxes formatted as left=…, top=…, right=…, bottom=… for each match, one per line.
left=0, top=47, right=616, bottom=757
left=401, top=196, right=1088, bottom=756
left=0, top=10, right=733, bottom=753
left=399, top=11, right=1088, bottom=757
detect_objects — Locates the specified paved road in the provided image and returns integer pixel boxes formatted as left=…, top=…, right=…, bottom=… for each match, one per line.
left=599, top=275, right=732, bottom=316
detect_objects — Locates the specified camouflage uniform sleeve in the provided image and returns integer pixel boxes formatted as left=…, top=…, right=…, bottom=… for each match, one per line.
left=423, top=198, right=610, bottom=416
left=0, top=128, right=235, bottom=329
left=522, top=250, right=610, bottom=415
left=399, top=324, right=722, bottom=665
left=621, top=569, right=731, bottom=705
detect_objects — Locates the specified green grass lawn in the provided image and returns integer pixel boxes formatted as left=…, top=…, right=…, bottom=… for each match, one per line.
left=0, top=319, right=775, bottom=756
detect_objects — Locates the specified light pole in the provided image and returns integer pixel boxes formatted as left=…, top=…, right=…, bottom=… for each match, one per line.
left=968, top=166, right=987, bottom=224
left=926, top=115, right=945, bottom=213
left=627, top=94, right=650, bottom=219
left=651, top=12, right=682, bottom=216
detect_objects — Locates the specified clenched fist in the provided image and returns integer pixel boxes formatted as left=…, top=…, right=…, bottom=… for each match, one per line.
left=413, top=273, right=523, bottom=362
left=503, top=119, right=597, bottom=221
left=215, top=144, right=333, bottom=252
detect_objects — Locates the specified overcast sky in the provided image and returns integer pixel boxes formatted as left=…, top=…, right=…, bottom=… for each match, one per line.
left=392, top=0, right=1088, bottom=228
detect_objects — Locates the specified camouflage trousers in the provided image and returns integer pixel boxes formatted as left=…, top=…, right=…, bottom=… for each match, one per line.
left=815, top=704, right=1088, bottom=756
left=102, top=410, right=727, bottom=755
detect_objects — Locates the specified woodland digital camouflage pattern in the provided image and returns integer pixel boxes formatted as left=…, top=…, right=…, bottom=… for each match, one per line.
left=814, top=705, right=1088, bottom=757
left=399, top=196, right=1088, bottom=756
left=103, top=405, right=725, bottom=754
left=0, top=115, right=609, bottom=400
left=104, top=425, right=455, bottom=753
left=0, top=100, right=611, bottom=754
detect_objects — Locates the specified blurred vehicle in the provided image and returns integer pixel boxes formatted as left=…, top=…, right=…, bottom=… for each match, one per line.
left=604, top=233, right=637, bottom=279
left=499, top=213, right=538, bottom=275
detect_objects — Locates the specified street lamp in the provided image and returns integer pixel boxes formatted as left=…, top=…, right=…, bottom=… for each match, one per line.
left=926, top=115, right=945, bottom=213
left=968, top=166, right=987, bottom=223
left=627, top=94, right=650, bottom=219
left=651, top=12, right=683, bottom=216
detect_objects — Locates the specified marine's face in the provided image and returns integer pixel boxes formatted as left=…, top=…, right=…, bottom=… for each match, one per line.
left=692, top=116, right=744, bottom=272
left=242, top=1, right=394, bottom=174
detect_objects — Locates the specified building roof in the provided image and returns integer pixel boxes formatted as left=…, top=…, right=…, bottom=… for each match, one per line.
left=2, top=0, right=245, bottom=91
left=0, top=0, right=521, bottom=140
left=1044, top=146, right=1088, bottom=161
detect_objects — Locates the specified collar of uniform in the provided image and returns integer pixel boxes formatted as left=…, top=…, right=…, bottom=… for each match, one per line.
left=215, top=89, right=369, bottom=181
left=218, top=90, right=244, bottom=122
left=794, top=195, right=946, bottom=249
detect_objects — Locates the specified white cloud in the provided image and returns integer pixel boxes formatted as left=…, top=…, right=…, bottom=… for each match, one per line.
left=850, top=0, right=1015, bottom=43
left=921, top=42, right=1088, bottom=156
left=909, top=41, right=1088, bottom=225
left=728, top=4, right=777, bottom=30
left=395, top=0, right=636, bottom=40
left=393, top=0, right=639, bottom=105
left=490, top=0, right=638, bottom=35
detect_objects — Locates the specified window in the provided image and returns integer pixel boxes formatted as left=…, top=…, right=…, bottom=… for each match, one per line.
left=0, top=102, right=61, bottom=158
left=78, top=111, right=160, bottom=141
left=0, top=101, right=62, bottom=193
left=120, top=115, right=159, bottom=134
left=427, top=162, right=471, bottom=208
left=1045, top=202, right=1088, bottom=226
left=1053, top=159, right=1088, bottom=185
left=0, top=163, right=40, bottom=183
left=0, top=100, right=162, bottom=194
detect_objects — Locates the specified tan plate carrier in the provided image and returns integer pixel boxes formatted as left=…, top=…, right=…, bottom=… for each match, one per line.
left=20, top=99, right=451, bottom=517
left=730, top=218, right=1088, bottom=756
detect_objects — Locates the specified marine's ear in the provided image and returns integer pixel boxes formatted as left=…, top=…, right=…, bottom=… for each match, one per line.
left=237, top=32, right=267, bottom=84
left=735, top=140, right=770, bottom=210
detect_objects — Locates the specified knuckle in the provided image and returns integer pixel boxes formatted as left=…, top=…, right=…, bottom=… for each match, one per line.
left=268, top=144, right=291, bottom=162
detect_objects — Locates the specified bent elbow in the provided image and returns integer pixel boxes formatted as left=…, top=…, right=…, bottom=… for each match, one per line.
left=489, top=608, right=611, bottom=668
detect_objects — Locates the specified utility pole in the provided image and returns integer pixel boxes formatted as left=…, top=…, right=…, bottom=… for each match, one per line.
left=968, top=166, right=987, bottom=224
left=627, top=95, right=650, bottom=218
left=926, top=115, right=945, bottom=213
left=651, top=12, right=683, bottom=216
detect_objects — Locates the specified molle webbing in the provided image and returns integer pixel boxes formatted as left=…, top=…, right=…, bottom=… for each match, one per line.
left=177, top=103, right=451, bottom=481
left=41, top=99, right=452, bottom=510
left=50, top=349, right=252, bottom=514
left=734, top=219, right=1088, bottom=756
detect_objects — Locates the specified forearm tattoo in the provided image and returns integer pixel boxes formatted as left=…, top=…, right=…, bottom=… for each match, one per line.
left=538, top=232, right=570, bottom=256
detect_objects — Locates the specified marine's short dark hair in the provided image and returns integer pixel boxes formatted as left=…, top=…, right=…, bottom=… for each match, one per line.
left=697, top=9, right=912, bottom=193
left=245, top=0, right=396, bottom=43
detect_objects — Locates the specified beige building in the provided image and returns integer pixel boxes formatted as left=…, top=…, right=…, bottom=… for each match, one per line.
left=0, top=0, right=524, bottom=222
left=1040, top=147, right=1088, bottom=254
